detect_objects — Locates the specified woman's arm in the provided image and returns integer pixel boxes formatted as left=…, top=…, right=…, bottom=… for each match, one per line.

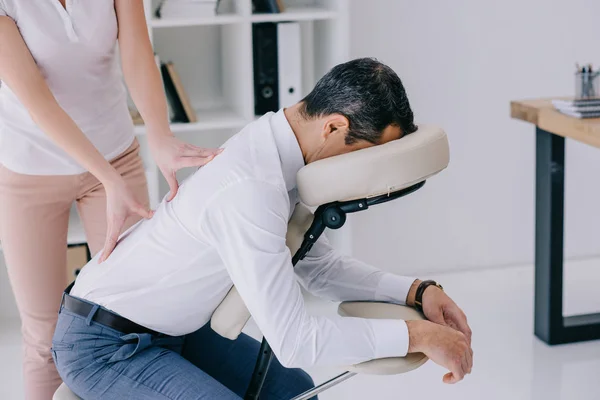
left=114, top=0, right=169, bottom=135
left=115, top=1, right=221, bottom=200
left=0, top=16, right=152, bottom=261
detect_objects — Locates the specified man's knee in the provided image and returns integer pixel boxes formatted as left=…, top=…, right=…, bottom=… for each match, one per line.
left=290, top=369, right=317, bottom=400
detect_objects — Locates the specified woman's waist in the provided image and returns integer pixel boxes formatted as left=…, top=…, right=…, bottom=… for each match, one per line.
left=0, top=95, right=133, bottom=156
left=0, top=82, right=130, bottom=128
left=0, top=126, right=134, bottom=175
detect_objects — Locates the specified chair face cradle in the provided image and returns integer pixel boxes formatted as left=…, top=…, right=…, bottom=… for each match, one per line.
left=54, top=125, right=450, bottom=400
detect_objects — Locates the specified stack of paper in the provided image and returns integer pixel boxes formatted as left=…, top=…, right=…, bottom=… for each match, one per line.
left=159, top=0, right=218, bottom=19
left=552, top=98, right=600, bottom=119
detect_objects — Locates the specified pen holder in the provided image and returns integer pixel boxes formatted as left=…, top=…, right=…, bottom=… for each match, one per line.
left=575, top=70, right=600, bottom=99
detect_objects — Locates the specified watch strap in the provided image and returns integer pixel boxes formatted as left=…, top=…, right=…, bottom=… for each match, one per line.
left=414, top=280, right=443, bottom=312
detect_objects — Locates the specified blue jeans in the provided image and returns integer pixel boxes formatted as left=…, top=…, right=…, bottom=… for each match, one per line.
left=52, top=295, right=316, bottom=399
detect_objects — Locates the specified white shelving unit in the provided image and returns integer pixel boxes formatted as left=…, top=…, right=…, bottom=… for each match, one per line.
left=66, top=0, right=350, bottom=247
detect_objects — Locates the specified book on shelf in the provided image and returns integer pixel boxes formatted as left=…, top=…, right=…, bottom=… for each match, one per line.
left=129, top=108, right=144, bottom=126
left=156, top=54, right=175, bottom=122
left=156, top=0, right=220, bottom=19
left=131, top=55, right=175, bottom=127
left=252, top=0, right=281, bottom=13
left=276, top=0, right=285, bottom=12
left=161, top=62, right=197, bottom=124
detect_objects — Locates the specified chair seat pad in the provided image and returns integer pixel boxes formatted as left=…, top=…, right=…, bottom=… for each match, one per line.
left=297, top=124, right=449, bottom=207
left=53, top=383, right=81, bottom=400
left=338, top=302, right=428, bottom=375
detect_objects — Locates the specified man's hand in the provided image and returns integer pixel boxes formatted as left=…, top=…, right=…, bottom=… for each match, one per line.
left=405, top=279, right=473, bottom=383
left=407, top=280, right=472, bottom=345
left=407, top=320, right=472, bottom=384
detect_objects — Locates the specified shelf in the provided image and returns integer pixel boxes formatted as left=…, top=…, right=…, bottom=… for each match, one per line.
left=149, top=7, right=337, bottom=27
left=134, top=108, right=248, bottom=135
left=250, top=7, right=337, bottom=22
left=151, top=14, right=244, bottom=28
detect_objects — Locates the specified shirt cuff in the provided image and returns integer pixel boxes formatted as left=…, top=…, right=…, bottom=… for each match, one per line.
left=369, top=319, right=409, bottom=358
left=374, top=274, right=417, bottom=305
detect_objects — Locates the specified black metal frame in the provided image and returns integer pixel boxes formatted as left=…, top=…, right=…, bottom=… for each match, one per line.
left=534, top=128, right=600, bottom=344
left=243, top=181, right=426, bottom=400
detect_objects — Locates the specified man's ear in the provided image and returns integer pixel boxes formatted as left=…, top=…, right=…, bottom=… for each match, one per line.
left=321, top=114, right=350, bottom=140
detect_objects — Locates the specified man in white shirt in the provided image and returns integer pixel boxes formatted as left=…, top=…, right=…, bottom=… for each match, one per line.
left=52, top=58, right=473, bottom=400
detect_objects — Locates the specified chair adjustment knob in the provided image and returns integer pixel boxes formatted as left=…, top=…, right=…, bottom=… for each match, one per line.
left=322, top=206, right=346, bottom=230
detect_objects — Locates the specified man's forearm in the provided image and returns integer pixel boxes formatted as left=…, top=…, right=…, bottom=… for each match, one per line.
left=296, top=233, right=420, bottom=304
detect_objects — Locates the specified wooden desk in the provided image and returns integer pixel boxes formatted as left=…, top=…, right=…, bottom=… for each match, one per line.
left=511, top=98, right=600, bottom=345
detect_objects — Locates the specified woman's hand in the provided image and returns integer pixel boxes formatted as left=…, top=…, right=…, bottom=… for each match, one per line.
left=99, top=177, right=154, bottom=263
left=114, top=1, right=221, bottom=199
left=149, top=132, right=222, bottom=201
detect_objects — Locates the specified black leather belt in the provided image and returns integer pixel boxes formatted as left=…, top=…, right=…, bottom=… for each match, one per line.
left=62, top=282, right=161, bottom=337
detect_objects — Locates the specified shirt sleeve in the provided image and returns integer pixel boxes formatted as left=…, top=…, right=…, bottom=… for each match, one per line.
left=295, top=234, right=417, bottom=304
left=200, top=180, right=409, bottom=369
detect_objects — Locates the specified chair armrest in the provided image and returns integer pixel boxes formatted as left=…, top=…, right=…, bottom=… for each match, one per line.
left=210, top=286, right=251, bottom=340
left=338, top=301, right=428, bottom=375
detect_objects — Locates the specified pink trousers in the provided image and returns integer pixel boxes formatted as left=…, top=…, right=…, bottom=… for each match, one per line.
left=0, top=140, right=149, bottom=400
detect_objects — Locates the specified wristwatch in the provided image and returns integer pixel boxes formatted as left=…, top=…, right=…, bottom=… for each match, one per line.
left=414, top=280, right=444, bottom=312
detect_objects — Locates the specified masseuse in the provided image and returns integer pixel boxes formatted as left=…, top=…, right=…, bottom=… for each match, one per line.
left=0, top=2, right=218, bottom=398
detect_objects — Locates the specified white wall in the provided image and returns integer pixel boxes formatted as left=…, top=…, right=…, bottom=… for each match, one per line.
left=348, top=0, right=600, bottom=275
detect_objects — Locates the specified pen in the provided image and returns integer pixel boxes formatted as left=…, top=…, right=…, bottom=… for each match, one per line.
left=581, top=65, right=587, bottom=98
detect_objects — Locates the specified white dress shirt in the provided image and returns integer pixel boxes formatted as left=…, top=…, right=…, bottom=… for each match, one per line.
left=0, top=0, right=134, bottom=175
left=72, top=110, right=416, bottom=368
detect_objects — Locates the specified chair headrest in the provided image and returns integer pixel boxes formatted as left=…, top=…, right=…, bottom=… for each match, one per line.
left=297, top=124, right=450, bottom=207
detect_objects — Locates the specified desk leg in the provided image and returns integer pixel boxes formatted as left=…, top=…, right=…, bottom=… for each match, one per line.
left=535, top=128, right=600, bottom=345
left=535, top=128, right=565, bottom=344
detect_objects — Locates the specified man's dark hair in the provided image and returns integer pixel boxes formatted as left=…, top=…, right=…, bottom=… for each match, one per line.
left=300, top=58, right=417, bottom=144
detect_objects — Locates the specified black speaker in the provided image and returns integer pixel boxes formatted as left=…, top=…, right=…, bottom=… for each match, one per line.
left=253, top=23, right=279, bottom=115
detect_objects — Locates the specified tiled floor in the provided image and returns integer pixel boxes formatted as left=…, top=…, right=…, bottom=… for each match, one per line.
left=1, top=259, right=599, bottom=400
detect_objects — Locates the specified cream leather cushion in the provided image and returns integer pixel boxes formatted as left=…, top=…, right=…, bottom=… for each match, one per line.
left=338, top=302, right=428, bottom=375
left=53, top=383, right=80, bottom=400
left=297, top=124, right=449, bottom=207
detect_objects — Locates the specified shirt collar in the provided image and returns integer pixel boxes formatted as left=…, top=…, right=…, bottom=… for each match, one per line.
left=271, top=109, right=305, bottom=192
